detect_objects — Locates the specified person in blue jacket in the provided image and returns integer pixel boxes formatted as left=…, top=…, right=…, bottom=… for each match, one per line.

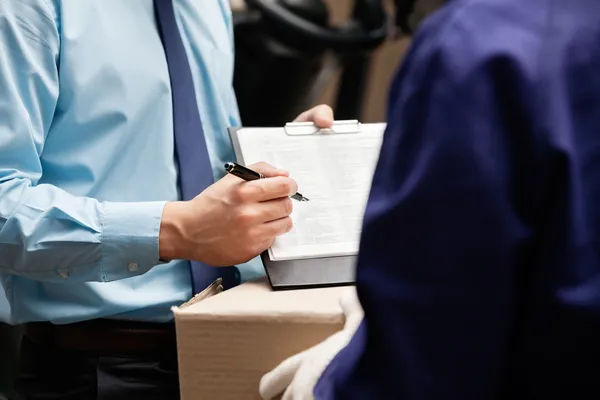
left=262, top=0, right=600, bottom=398
left=316, top=0, right=600, bottom=398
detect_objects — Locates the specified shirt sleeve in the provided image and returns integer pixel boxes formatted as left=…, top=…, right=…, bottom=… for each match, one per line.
left=0, top=1, right=167, bottom=283
left=316, top=8, right=547, bottom=399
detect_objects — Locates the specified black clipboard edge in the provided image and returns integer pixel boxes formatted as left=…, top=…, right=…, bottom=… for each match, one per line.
left=228, top=126, right=357, bottom=290
left=260, top=251, right=356, bottom=291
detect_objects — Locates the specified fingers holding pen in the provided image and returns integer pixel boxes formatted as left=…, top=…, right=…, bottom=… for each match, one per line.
left=232, top=176, right=299, bottom=203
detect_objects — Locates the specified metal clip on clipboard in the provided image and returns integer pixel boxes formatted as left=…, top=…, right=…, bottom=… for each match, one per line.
left=283, top=119, right=361, bottom=136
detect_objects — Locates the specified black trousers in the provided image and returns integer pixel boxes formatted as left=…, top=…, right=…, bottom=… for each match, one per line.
left=0, top=323, right=22, bottom=399
left=14, top=334, right=180, bottom=400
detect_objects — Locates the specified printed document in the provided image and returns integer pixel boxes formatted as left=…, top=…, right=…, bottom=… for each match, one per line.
left=236, top=123, right=386, bottom=261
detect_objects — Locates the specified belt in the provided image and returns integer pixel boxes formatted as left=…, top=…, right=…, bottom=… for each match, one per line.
left=24, top=319, right=177, bottom=357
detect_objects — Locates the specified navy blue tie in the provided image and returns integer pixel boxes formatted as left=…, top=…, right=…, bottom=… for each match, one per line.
left=154, top=0, right=240, bottom=292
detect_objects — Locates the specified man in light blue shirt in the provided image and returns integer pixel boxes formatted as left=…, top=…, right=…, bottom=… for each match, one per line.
left=0, top=1, right=333, bottom=398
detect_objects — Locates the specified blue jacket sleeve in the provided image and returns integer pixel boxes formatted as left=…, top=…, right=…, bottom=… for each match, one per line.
left=0, top=1, right=166, bottom=283
left=316, top=6, right=550, bottom=399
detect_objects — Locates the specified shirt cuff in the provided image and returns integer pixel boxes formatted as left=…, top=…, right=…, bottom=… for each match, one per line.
left=100, top=201, right=167, bottom=282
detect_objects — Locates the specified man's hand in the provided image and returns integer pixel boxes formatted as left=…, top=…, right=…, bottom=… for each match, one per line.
left=293, top=104, right=334, bottom=128
left=159, top=104, right=333, bottom=265
left=159, top=162, right=297, bottom=265
left=259, top=287, right=364, bottom=400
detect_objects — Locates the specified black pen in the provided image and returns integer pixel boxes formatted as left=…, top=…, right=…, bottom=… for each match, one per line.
left=224, top=162, right=309, bottom=202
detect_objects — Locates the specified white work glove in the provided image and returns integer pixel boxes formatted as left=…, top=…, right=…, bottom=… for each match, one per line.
left=259, top=287, right=364, bottom=400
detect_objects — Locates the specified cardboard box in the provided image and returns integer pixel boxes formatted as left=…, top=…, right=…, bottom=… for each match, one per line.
left=173, top=278, right=351, bottom=400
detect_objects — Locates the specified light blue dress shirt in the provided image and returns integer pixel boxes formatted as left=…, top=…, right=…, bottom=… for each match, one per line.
left=0, top=0, right=265, bottom=325
left=0, top=286, right=8, bottom=322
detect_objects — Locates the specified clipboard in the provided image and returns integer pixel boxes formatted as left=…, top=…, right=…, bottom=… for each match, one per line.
left=228, top=120, right=375, bottom=290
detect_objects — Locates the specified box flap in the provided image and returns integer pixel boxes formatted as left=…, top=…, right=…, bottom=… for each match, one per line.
left=173, top=277, right=352, bottom=323
left=175, top=277, right=224, bottom=310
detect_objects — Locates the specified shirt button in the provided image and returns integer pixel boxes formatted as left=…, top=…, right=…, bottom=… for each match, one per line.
left=58, top=271, right=69, bottom=279
left=127, top=262, right=139, bottom=272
